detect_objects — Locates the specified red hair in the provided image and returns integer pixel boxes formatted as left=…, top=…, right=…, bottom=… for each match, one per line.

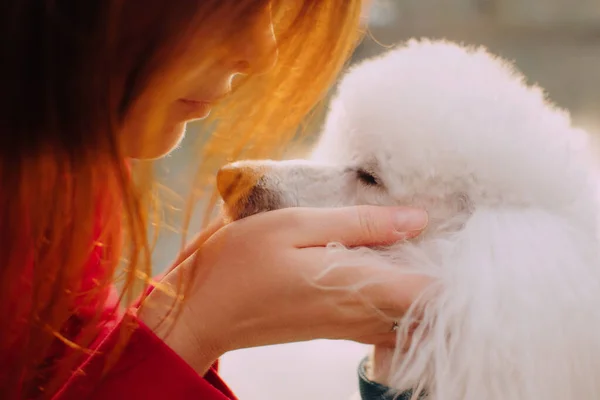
left=0, top=1, right=364, bottom=397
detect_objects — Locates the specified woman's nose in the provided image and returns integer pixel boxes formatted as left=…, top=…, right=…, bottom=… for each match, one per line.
left=234, top=7, right=278, bottom=76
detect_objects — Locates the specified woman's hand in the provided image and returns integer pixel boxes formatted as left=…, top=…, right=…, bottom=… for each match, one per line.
left=138, top=205, right=430, bottom=375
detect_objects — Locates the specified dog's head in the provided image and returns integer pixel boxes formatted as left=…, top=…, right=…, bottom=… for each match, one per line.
left=217, top=39, right=595, bottom=232
left=215, top=40, right=600, bottom=398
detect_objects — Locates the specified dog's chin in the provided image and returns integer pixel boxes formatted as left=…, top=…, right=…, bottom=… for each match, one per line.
left=220, top=185, right=286, bottom=221
left=220, top=201, right=283, bottom=222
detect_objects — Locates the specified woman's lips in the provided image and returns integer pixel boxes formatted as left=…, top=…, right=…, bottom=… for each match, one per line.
left=177, top=91, right=230, bottom=119
left=177, top=98, right=212, bottom=119
left=179, top=98, right=210, bottom=108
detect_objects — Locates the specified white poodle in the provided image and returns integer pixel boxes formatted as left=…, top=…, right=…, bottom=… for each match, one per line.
left=216, top=39, right=600, bottom=400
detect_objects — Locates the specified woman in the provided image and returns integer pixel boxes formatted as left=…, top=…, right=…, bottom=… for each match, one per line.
left=0, top=1, right=429, bottom=399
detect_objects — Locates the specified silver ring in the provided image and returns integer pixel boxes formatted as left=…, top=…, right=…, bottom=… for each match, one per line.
left=391, top=321, right=399, bottom=332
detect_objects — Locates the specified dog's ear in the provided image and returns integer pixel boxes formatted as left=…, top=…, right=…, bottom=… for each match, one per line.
left=390, top=206, right=600, bottom=400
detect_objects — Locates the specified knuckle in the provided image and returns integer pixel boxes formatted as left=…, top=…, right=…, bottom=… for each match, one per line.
left=216, top=220, right=241, bottom=243
left=354, top=205, right=380, bottom=242
left=246, top=207, right=304, bottom=241
left=221, top=213, right=269, bottom=243
left=275, top=207, right=303, bottom=227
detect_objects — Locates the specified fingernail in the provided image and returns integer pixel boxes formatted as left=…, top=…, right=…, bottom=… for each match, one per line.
left=394, top=208, right=428, bottom=234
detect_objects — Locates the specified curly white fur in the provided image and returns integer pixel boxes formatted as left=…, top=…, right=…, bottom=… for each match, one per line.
left=218, top=39, right=600, bottom=399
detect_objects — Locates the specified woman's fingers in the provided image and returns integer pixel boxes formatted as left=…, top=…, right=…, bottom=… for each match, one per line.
left=237, top=205, right=428, bottom=247
left=299, top=246, right=432, bottom=312
left=294, top=206, right=428, bottom=247
left=355, top=333, right=398, bottom=348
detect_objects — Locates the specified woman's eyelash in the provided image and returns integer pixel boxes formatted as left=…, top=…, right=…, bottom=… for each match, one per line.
left=356, top=169, right=380, bottom=186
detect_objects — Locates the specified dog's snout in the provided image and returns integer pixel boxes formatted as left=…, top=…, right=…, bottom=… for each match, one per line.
left=216, top=164, right=261, bottom=204
left=216, top=163, right=283, bottom=220
left=216, top=165, right=239, bottom=201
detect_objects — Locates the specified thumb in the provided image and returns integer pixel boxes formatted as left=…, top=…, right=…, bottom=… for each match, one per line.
left=284, top=205, right=428, bottom=247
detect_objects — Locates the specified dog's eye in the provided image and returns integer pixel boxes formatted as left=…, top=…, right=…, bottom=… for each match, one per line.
left=356, top=169, right=380, bottom=186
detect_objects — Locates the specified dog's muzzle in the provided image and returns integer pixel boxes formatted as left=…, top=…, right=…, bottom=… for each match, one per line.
left=216, top=163, right=282, bottom=220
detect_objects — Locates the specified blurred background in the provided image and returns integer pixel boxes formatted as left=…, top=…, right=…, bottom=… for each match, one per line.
left=153, top=0, right=600, bottom=398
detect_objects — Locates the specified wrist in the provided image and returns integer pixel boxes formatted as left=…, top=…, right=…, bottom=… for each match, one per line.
left=137, top=287, right=225, bottom=376
left=158, top=312, right=224, bottom=376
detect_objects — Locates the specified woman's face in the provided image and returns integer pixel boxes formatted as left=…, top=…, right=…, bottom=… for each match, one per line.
left=121, top=5, right=277, bottom=160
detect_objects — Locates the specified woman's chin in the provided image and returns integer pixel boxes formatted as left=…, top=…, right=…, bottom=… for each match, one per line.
left=126, top=122, right=189, bottom=160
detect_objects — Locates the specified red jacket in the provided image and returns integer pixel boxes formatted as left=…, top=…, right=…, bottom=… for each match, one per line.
left=6, top=194, right=238, bottom=399
left=54, top=310, right=238, bottom=400
left=51, top=238, right=238, bottom=399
